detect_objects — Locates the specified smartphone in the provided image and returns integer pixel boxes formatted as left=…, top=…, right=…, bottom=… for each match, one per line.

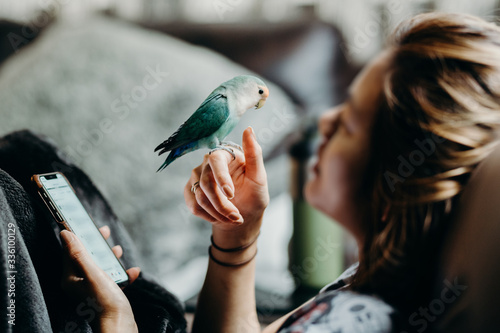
left=32, top=172, right=129, bottom=287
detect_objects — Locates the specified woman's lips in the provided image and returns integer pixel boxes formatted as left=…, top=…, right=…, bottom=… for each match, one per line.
left=311, top=139, right=327, bottom=176
left=315, top=139, right=329, bottom=173
left=313, top=161, right=320, bottom=175
left=307, top=157, right=319, bottom=180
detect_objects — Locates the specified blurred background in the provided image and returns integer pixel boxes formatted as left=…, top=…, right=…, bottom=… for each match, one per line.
left=1, top=0, right=499, bottom=325
left=2, top=0, right=500, bottom=63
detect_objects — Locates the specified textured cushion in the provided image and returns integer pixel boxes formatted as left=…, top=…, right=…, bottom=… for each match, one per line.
left=0, top=15, right=298, bottom=296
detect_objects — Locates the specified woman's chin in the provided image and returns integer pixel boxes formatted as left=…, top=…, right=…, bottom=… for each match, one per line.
left=304, top=180, right=321, bottom=210
left=304, top=178, right=344, bottom=222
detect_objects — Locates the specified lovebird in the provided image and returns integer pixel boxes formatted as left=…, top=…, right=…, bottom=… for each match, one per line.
left=154, top=75, right=269, bottom=171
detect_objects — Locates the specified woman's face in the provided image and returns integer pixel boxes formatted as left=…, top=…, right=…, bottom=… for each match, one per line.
left=305, top=51, right=392, bottom=242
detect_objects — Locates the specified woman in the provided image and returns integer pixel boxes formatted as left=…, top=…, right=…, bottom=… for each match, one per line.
left=60, top=12, right=500, bottom=332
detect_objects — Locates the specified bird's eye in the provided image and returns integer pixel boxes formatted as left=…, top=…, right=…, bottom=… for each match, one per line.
left=259, top=89, right=264, bottom=95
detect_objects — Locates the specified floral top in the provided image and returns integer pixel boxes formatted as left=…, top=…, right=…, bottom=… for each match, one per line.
left=277, top=264, right=398, bottom=333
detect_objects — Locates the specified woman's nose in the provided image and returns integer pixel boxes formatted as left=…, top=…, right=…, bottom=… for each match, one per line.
left=318, top=107, right=341, bottom=136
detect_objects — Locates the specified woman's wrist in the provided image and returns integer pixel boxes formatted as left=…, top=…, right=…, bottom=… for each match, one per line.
left=98, top=310, right=138, bottom=333
left=209, top=241, right=258, bottom=267
left=211, top=214, right=263, bottom=249
left=210, top=216, right=261, bottom=266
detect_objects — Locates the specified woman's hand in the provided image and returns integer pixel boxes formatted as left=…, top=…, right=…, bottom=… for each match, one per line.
left=60, top=227, right=140, bottom=333
left=184, top=127, right=269, bottom=248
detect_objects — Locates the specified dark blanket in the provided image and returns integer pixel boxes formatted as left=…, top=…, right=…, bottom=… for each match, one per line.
left=0, top=130, right=186, bottom=332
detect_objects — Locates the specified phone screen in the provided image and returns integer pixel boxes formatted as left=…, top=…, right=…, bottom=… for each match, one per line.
left=39, top=173, right=128, bottom=285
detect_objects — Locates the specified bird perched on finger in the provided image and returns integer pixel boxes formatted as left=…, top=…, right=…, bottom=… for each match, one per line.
left=154, top=75, right=269, bottom=172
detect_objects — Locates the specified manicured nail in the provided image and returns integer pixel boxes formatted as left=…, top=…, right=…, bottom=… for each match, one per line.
left=231, top=218, right=244, bottom=225
left=60, top=230, right=74, bottom=244
left=223, top=185, right=234, bottom=199
left=228, top=212, right=242, bottom=222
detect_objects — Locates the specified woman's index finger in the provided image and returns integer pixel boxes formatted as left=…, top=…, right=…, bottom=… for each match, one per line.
left=207, top=150, right=236, bottom=199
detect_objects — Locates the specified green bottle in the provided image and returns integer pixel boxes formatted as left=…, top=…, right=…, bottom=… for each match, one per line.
left=289, top=123, right=344, bottom=291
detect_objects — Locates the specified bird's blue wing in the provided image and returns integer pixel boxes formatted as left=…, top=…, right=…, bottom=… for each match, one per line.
left=155, top=88, right=230, bottom=155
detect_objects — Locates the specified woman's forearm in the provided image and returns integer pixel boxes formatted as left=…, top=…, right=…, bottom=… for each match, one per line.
left=192, top=237, right=261, bottom=333
left=187, top=128, right=269, bottom=332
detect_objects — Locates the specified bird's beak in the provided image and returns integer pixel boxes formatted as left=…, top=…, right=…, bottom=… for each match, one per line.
left=255, top=86, right=270, bottom=109
left=255, top=99, right=266, bottom=109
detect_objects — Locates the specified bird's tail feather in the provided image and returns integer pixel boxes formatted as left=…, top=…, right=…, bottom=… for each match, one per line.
left=155, top=142, right=173, bottom=156
left=154, top=127, right=183, bottom=155
left=156, top=152, right=177, bottom=172
left=156, top=142, right=198, bottom=172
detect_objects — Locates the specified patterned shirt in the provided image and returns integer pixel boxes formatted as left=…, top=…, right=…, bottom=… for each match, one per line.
left=277, top=264, right=397, bottom=333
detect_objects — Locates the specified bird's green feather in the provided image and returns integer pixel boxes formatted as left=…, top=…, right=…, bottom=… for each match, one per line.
left=155, top=88, right=230, bottom=155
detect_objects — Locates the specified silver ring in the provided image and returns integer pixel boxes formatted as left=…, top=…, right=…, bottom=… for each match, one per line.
left=191, top=181, right=200, bottom=194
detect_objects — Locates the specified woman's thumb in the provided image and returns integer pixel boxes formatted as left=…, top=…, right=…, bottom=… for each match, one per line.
left=242, top=127, right=266, bottom=183
left=60, top=230, right=97, bottom=277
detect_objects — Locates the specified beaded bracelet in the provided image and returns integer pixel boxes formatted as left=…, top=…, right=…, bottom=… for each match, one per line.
left=210, top=231, right=260, bottom=252
left=208, top=246, right=258, bottom=267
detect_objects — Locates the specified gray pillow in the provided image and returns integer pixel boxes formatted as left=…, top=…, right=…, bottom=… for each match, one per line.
left=0, top=15, right=298, bottom=294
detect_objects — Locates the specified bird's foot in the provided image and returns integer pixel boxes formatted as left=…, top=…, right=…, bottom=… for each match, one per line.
left=221, top=141, right=243, bottom=152
left=209, top=146, right=236, bottom=160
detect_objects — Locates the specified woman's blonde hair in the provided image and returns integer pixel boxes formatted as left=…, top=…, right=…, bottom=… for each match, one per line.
left=353, top=12, right=500, bottom=312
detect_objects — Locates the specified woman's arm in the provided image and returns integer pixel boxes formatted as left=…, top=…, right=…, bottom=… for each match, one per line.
left=185, top=127, right=269, bottom=333
left=187, top=125, right=310, bottom=332
left=193, top=232, right=261, bottom=333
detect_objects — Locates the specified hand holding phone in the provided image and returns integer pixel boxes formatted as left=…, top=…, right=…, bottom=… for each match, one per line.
left=59, top=227, right=140, bottom=331
left=32, top=172, right=130, bottom=287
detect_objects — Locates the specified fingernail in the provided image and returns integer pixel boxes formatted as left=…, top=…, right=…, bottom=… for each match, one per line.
left=223, top=185, right=234, bottom=199
left=60, top=230, right=74, bottom=244
left=228, top=212, right=242, bottom=222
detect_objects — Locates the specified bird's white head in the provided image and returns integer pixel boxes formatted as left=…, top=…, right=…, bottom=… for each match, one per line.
left=224, top=75, right=270, bottom=112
